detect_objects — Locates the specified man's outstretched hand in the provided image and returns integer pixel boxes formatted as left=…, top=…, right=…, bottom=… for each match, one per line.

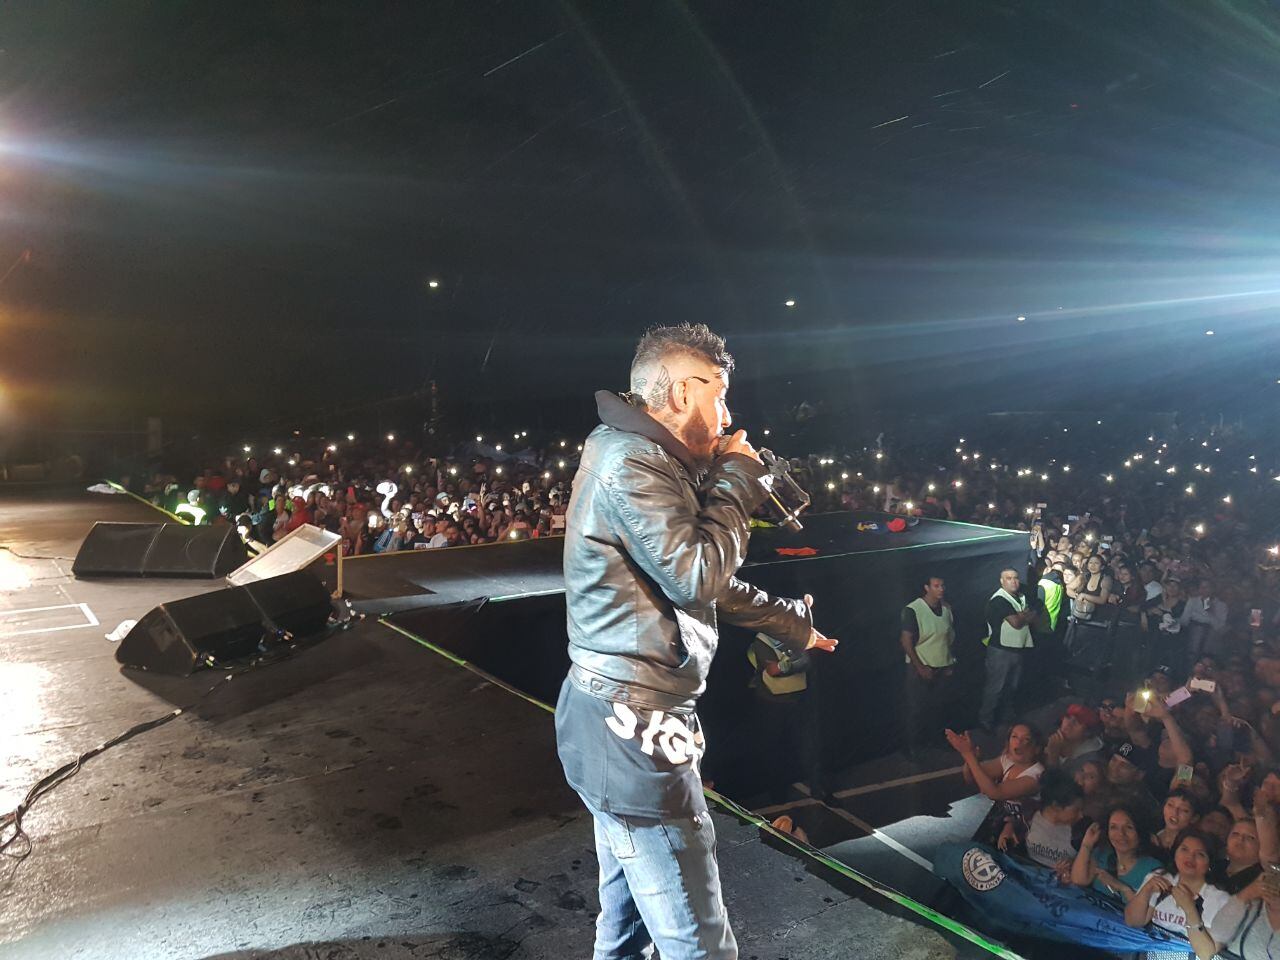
left=802, top=593, right=839, bottom=653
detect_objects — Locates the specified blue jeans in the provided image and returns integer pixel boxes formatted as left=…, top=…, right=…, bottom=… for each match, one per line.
left=582, top=796, right=737, bottom=960
left=979, top=645, right=1024, bottom=729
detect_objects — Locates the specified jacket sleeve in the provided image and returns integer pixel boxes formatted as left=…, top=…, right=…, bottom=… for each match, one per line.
left=716, top=576, right=814, bottom=653
left=604, top=447, right=770, bottom=611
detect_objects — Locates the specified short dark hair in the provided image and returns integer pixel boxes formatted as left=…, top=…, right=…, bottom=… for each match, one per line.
left=923, top=575, right=944, bottom=592
left=1040, top=770, right=1084, bottom=810
left=631, top=323, right=735, bottom=381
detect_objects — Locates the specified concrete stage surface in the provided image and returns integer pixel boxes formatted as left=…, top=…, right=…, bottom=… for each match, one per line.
left=1, top=486, right=1011, bottom=960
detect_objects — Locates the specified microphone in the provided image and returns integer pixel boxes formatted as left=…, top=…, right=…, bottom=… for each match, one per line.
left=717, top=435, right=811, bottom=532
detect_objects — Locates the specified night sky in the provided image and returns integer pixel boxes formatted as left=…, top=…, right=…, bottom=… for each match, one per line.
left=2, top=1, right=1280, bottom=440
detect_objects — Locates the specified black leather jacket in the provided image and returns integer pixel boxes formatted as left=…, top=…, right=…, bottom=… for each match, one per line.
left=563, top=391, right=813, bottom=713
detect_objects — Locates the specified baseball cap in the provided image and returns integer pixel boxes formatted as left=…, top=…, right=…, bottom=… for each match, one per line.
left=1065, top=703, right=1100, bottom=731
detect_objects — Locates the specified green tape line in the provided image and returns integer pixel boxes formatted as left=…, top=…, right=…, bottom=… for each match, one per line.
left=376, top=615, right=1023, bottom=960
left=105, top=480, right=189, bottom=524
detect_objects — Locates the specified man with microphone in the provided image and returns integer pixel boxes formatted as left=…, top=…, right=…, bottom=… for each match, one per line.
left=556, top=322, right=838, bottom=960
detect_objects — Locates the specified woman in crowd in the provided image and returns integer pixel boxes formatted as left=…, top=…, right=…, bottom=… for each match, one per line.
left=1154, top=788, right=1203, bottom=853
left=1065, top=554, right=1114, bottom=698
left=1109, top=562, right=1147, bottom=689
left=1074, top=757, right=1111, bottom=821
left=947, top=722, right=1045, bottom=846
left=1125, top=827, right=1230, bottom=940
left=1215, top=816, right=1263, bottom=895
left=1072, top=803, right=1164, bottom=903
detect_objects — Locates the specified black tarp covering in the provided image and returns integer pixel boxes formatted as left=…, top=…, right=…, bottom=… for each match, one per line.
left=382, top=513, right=1029, bottom=795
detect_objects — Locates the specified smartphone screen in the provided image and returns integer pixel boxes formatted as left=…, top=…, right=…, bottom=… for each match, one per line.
left=1165, top=686, right=1193, bottom=708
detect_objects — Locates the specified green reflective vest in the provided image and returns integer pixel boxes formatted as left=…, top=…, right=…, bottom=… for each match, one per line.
left=1039, top=576, right=1064, bottom=631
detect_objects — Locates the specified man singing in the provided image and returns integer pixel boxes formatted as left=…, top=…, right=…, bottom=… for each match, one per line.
left=556, top=323, right=838, bottom=960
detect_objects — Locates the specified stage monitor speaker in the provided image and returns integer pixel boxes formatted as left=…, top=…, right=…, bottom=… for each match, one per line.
left=115, top=571, right=332, bottom=675
left=73, top=521, right=247, bottom=578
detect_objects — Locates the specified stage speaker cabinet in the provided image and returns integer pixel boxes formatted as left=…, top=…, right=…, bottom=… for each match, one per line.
left=73, top=522, right=247, bottom=578
left=115, top=571, right=332, bottom=675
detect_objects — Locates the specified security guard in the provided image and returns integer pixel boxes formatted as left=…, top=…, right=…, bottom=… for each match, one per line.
left=900, top=575, right=957, bottom=756
left=748, top=633, right=825, bottom=801
left=978, top=568, right=1037, bottom=730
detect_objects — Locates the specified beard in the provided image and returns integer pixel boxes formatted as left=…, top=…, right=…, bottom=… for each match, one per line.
left=682, top=406, right=717, bottom=470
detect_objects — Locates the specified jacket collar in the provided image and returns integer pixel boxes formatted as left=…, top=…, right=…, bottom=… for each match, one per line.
left=594, top=390, right=702, bottom=478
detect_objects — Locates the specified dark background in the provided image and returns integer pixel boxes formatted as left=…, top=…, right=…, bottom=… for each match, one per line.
left=1, top=1, right=1279, bottom=447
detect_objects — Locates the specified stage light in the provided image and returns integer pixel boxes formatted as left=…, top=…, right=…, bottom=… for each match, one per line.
left=1085, top=533, right=1094, bottom=543
left=1166, top=466, right=1176, bottom=474
left=986, top=502, right=995, bottom=510
left=955, top=447, right=962, bottom=454
left=428, top=279, right=440, bottom=288
left=1062, top=465, right=1071, bottom=472
left=1223, top=494, right=1232, bottom=504
left=763, top=428, right=771, bottom=436
left=904, top=501, right=915, bottom=510
left=1269, top=546, right=1280, bottom=557
left=243, top=445, right=251, bottom=453
left=1250, top=454, right=1257, bottom=460
left=962, top=454, right=970, bottom=461
left=543, top=472, right=551, bottom=479
left=826, top=482, right=835, bottom=491
left=953, top=480, right=964, bottom=488
left=558, top=460, right=566, bottom=468
left=875, top=451, right=884, bottom=460
left=1016, top=315, right=1026, bottom=322
left=873, top=485, right=881, bottom=493
left=841, top=472, right=849, bottom=480
left=1251, top=466, right=1259, bottom=473
left=1185, top=485, right=1195, bottom=495
left=287, top=458, right=297, bottom=466
left=509, top=530, right=519, bottom=539
left=495, top=466, right=504, bottom=475
left=449, top=466, right=458, bottom=476
left=1097, top=420, right=1103, bottom=425
left=476, top=434, right=483, bottom=442
left=958, top=438, right=965, bottom=443
left=495, top=444, right=503, bottom=451
left=514, top=433, right=520, bottom=440
left=521, top=431, right=527, bottom=437
left=1194, top=523, right=1205, bottom=535
left=386, top=433, right=395, bottom=442
left=577, top=443, right=583, bottom=451
left=1105, top=474, right=1114, bottom=483
left=784, top=299, right=796, bottom=307
left=1025, top=506, right=1035, bottom=515
left=1040, top=473, right=1049, bottom=481
left=273, top=447, right=283, bottom=455
left=973, top=452, right=981, bottom=459
left=348, top=433, right=355, bottom=441
left=405, top=466, right=413, bottom=474
left=927, top=483, right=936, bottom=491
left=560, top=440, right=566, bottom=447
left=326, top=444, right=337, bottom=452
left=1124, top=460, right=1132, bottom=468
left=1205, top=329, right=1215, bottom=336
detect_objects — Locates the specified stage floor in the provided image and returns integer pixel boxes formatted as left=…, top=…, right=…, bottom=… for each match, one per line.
left=0, top=487, right=1005, bottom=960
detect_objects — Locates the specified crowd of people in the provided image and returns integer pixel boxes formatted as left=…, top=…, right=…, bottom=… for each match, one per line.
left=905, top=432, right=1280, bottom=957
left=123, top=413, right=1280, bottom=955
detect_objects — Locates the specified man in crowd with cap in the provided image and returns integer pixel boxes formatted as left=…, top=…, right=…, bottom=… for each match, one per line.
left=1043, top=703, right=1103, bottom=770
